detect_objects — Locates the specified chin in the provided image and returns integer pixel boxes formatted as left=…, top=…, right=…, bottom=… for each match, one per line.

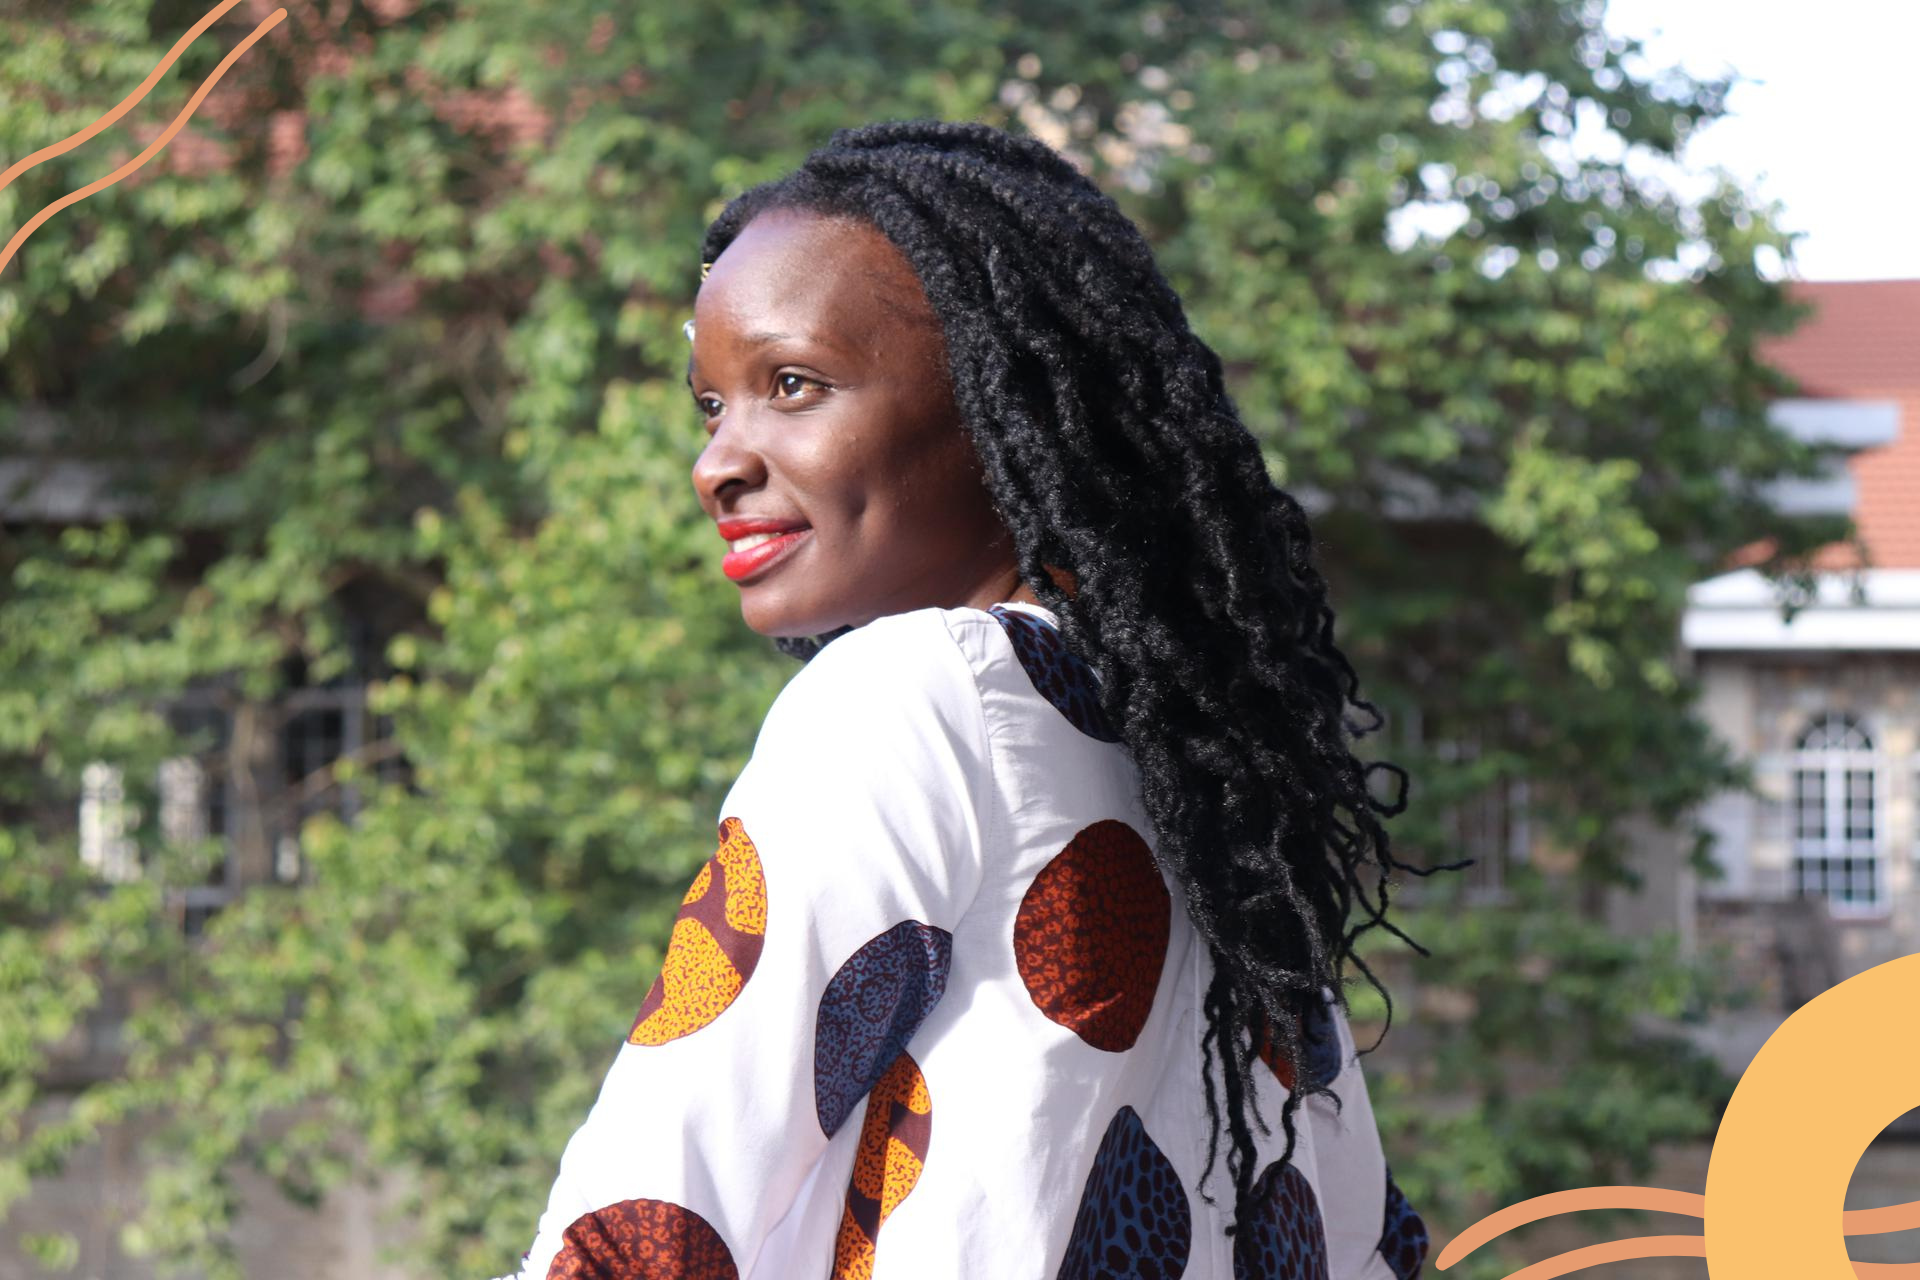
left=736, top=590, right=850, bottom=641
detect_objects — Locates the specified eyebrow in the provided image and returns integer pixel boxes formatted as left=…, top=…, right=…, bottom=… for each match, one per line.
left=745, top=329, right=848, bottom=352
left=686, top=328, right=848, bottom=385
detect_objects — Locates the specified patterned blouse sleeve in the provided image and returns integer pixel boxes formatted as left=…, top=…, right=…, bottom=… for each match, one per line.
left=508, top=609, right=994, bottom=1280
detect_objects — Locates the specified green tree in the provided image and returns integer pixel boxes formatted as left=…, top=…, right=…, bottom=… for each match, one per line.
left=0, top=1, right=1841, bottom=1275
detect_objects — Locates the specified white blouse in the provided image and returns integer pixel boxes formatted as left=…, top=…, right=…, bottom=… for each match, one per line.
left=505, top=602, right=1429, bottom=1280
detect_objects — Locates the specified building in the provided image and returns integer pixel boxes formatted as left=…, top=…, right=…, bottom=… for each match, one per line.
left=0, top=415, right=415, bottom=1279
left=1679, top=280, right=1920, bottom=1015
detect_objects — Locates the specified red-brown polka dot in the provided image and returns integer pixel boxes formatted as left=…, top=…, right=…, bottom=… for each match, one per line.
left=549, top=1197, right=737, bottom=1279
left=1013, top=819, right=1170, bottom=1051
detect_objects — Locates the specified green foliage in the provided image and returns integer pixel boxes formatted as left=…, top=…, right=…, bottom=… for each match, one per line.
left=0, top=0, right=1841, bottom=1274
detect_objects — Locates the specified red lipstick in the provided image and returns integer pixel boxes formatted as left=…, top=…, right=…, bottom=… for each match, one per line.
left=717, top=517, right=812, bottom=583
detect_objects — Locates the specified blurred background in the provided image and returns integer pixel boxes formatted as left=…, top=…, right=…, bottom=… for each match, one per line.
left=1, top=1, right=1915, bottom=1276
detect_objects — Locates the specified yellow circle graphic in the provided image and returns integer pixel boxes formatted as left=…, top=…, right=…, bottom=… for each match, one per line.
left=1707, top=950, right=1920, bottom=1278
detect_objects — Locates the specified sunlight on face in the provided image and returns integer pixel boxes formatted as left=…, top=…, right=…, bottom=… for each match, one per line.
left=686, top=208, right=1026, bottom=638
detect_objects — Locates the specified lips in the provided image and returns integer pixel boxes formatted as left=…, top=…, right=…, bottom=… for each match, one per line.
left=716, top=517, right=812, bottom=583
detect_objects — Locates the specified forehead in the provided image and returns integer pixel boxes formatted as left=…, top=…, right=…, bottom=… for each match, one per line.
left=695, top=208, right=937, bottom=346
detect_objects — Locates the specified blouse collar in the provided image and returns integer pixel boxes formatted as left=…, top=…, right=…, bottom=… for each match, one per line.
left=990, top=600, right=1060, bottom=629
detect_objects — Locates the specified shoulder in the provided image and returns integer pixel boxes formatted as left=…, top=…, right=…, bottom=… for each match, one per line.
left=734, top=608, right=1001, bottom=895
left=752, top=606, right=995, bottom=765
left=748, top=602, right=1120, bottom=775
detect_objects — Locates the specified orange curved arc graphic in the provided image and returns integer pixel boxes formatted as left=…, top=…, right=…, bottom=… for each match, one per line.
left=0, top=4, right=287, bottom=277
left=1434, top=1186, right=1704, bottom=1268
left=0, top=0, right=251, bottom=198
left=1439, top=1228, right=1920, bottom=1280
left=1848, top=1198, right=1920, bottom=1237
left=1437, top=1185, right=1920, bottom=1277
left=1448, top=1233, right=1707, bottom=1280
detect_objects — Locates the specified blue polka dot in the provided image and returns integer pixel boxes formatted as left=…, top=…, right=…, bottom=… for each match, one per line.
left=1256, top=992, right=1345, bottom=1092
left=1233, top=1160, right=1329, bottom=1280
left=1377, top=1164, right=1429, bottom=1280
left=989, top=606, right=1120, bottom=742
left=814, top=921, right=952, bottom=1137
left=1057, top=1107, right=1191, bottom=1280
left=1301, top=997, right=1344, bottom=1088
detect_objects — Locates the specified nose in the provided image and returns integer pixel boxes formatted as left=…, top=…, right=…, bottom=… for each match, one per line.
left=691, top=414, right=768, bottom=512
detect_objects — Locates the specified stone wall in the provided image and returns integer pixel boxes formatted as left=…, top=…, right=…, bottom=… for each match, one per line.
left=0, top=1100, right=418, bottom=1280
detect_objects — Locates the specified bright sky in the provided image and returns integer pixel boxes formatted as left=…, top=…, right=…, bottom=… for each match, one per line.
left=1604, top=0, right=1920, bottom=282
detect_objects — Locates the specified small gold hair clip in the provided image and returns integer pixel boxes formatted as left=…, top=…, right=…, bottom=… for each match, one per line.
left=700, top=261, right=713, bottom=280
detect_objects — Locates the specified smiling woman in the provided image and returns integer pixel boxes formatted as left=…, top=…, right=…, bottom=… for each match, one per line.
left=504, top=119, right=1452, bottom=1280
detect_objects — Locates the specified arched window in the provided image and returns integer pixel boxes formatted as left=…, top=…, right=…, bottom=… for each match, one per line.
left=1790, top=712, right=1880, bottom=912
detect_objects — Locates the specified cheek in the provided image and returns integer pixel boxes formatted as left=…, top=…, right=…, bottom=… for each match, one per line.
left=905, top=422, right=998, bottom=528
left=778, top=395, right=999, bottom=554
left=860, top=437, right=1004, bottom=578
left=847, top=426, right=957, bottom=521
left=771, top=428, right=880, bottom=532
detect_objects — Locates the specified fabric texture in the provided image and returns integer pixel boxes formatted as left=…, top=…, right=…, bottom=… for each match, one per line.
left=504, top=602, right=1427, bottom=1280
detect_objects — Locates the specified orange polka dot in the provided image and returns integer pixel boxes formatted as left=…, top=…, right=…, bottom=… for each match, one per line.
left=628, top=817, right=767, bottom=1047
left=715, top=817, right=766, bottom=935
left=629, top=919, right=747, bottom=1046
left=831, top=1052, right=932, bottom=1279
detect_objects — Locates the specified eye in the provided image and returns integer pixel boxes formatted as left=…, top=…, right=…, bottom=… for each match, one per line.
left=693, top=392, right=722, bottom=418
left=774, top=372, right=824, bottom=399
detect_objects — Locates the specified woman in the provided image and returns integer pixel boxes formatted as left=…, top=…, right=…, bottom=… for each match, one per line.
left=508, top=119, right=1446, bottom=1280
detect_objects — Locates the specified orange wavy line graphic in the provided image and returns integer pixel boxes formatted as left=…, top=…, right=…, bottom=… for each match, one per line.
left=0, top=3, right=287, bottom=277
left=1471, top=1235, right=1709, bottom=1280
left=1437, top=1186, right=1920, bottom=1277
left=0, top=0, right=250, bottom=199
left=1848, top=1197, right=1920, bottom=1238
left=1435, top=1186, right=1705, bottom=1263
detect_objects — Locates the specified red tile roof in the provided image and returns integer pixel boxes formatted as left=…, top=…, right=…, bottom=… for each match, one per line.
left=1759, top=281, right=1920, bottom=569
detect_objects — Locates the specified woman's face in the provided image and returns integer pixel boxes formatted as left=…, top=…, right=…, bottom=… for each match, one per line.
left=689, top=207, right=1034, bottom=638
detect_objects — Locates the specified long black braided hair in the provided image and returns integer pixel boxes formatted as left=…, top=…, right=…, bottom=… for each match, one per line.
left=699, top=118, right=1463, bottom=1238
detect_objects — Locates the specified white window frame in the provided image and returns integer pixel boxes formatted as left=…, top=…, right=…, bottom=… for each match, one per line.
left=79, top=761, right=141, bottom=884
left=274, top=683, right=369, bottom=886
left=1789, top=711, right=1886, bottom=917
left=165, top=696, right=240, bottom=935
left=78, top=699, right=239, bottom=935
